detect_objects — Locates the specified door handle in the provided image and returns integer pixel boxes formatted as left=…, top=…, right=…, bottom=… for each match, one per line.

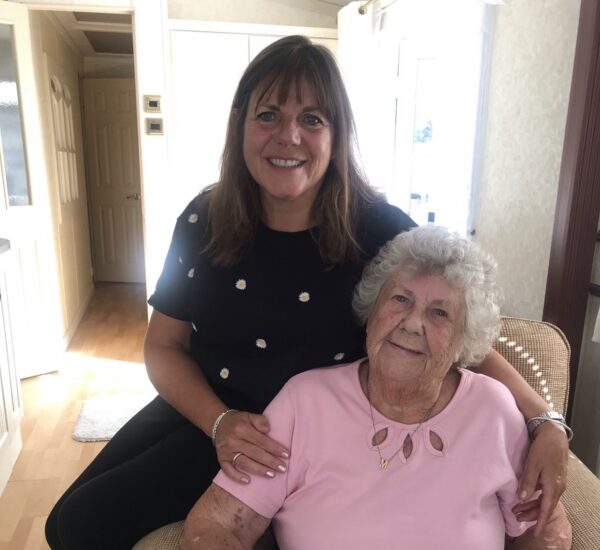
left=126, top=193, right=141, bottom=200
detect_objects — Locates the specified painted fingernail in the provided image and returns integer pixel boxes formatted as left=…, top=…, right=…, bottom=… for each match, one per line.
left=281, top=452, right=289, bottom=458
left=241, top=477, right=250, bottom=484
left=266, top=470, right=275, bottom=478
left=277, top=465, right=287, bottom=472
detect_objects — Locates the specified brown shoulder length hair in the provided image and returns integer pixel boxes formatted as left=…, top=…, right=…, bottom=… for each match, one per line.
left=204, top=35, right=381, bottom=266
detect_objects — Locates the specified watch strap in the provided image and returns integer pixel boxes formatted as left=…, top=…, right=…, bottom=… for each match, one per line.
left=526, top=412, right=573, bottom=442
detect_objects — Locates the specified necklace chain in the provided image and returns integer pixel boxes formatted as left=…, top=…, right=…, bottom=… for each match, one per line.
left=365, top=369, right=441, bottom=470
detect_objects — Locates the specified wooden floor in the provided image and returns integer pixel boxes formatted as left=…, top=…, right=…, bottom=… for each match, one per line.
left=0, top=283, right=150, bottom=550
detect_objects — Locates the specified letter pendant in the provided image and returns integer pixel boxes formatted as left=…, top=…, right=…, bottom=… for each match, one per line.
left=379, top=458, right=389, bottom=469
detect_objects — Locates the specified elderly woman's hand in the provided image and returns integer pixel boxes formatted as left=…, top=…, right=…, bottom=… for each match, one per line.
left=512, top=421, right=569, bottom=536
left=214, top=410, right=289, bottom=484
left=508, top=502, right=571, bottom=549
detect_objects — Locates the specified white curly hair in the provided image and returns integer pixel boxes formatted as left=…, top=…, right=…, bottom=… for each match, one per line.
left=352, top=225, right=502, bottom=366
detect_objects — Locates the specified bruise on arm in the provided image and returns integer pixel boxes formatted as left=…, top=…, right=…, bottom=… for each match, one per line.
left=182, top=484, right=271, bottom=550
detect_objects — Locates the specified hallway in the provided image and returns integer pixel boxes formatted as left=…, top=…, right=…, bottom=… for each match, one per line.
left=0, top=283, right=149, bottom=550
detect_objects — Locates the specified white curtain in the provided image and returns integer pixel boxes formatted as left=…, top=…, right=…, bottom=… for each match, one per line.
left=337, top=0, right=492, bottom=233
left=338, top=1, right=396, bottom=195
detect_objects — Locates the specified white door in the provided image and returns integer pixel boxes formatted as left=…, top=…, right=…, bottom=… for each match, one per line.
left=0, top=0, right=38, bottom=494
left=45, top=54, right=95, bottom=343
left=83, top=78, right=145, bottom=283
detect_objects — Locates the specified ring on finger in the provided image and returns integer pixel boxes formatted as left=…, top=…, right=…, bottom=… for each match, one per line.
left=232, top=452, right=244, bottom=467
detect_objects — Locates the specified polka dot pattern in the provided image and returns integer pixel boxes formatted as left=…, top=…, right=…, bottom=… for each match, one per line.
left=149, top=198, right=417, bottom=418
left=235, top=279, right=247, bottom=290
left=298, top=292, right=310, bottom=303
left=256, top=338, right=267, bottom=349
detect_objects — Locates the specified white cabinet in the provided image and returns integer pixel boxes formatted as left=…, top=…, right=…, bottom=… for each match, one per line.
left=168, top=30, right=249, bottom=211
left=0, top=240, right=23, bottom=495
left=166, top=24, right=337, bottom=215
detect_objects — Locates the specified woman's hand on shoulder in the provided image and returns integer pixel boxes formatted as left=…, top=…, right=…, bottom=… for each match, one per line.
left=214, top=410, right=289, bottom=484
left=513, top=421, right=569, bottom=536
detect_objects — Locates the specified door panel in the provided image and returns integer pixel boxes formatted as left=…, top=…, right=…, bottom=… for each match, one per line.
left=0, top=251, right=23, bottom=495
left=83, top=78, right=144, bottom=283
left=45, top=53, right=94, bottom=352
left=168, top=31, right=249, bottom=212
left=168, top=31, right=338, bottom=217
left=0, top=0, right=30, bottom=497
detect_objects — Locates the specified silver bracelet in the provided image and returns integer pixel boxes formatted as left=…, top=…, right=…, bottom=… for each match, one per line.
left=211, top=409, right=236, bottom=445
left=526, top=412, right=573, bottom=442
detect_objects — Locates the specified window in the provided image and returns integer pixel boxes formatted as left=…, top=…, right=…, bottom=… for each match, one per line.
left=0, top=23, right=31, bottom=206
left=340, top=1, right=490, bottom=234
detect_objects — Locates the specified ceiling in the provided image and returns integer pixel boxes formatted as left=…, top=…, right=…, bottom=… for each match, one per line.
left=51, top=11, right=133, bottom=57
left=50, top=1, right=357, bottom=58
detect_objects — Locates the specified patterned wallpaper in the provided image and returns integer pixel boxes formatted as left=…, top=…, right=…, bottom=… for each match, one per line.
left=473, top=0, right=581, bottom=320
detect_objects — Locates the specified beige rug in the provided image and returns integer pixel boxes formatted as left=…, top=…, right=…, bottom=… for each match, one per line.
left=72, top=393, right=156, bottom=442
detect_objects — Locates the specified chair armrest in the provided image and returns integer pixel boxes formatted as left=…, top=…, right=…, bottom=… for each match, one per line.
left=564, top=453, right=600, bottom=549
left=132, top=521, right=183, bottom=550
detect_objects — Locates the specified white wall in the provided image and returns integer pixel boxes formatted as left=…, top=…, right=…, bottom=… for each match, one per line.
left=473, top=0, right=580, bottom=320
left=83, top=55, right=134, bottom=78
left=29, top=11, right=94, bottom=345
left=168, top=0, right=338, bottom=27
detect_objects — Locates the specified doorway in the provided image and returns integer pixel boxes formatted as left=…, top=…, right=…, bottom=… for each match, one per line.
left=34, top=8, right=146, bottom=350
left=82, top=77, right=144, bottom=283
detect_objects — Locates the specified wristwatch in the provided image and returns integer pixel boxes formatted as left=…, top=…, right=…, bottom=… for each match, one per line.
left=526, top=411, right=573, bottom=441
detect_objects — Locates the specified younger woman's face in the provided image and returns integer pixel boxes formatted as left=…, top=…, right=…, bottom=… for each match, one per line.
left=243, top=80, right=333, bottom=218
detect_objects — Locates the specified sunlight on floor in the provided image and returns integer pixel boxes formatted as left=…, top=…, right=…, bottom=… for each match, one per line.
left=0, top=283, right=149, bottom=549
left=28, top=352, right=155, bottom=407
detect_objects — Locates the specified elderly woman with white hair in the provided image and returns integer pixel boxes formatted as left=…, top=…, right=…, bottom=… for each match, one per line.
left=182, top=225, right=571, bottom=550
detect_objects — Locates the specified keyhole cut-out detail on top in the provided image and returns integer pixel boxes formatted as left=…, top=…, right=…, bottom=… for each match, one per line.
left=371, top=428, right=443, bottom=457
left=403, top=434, right=414, bottom=459
left=371, top=428, right=388, bottom=446
left=429, top=430, right=444, bottom=452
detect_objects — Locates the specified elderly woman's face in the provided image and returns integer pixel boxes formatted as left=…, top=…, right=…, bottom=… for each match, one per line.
left=243, top=80, right=333, bottom=212
left=366, top=273, right=464, bottom=385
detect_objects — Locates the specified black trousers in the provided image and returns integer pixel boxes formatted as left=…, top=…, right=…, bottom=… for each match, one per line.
left=45, top=396, right=219, bottom=550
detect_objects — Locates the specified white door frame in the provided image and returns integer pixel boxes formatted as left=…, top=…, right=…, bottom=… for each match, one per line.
left=0, top=0, right=55, bottom=494
left=130, top=0, right=169, bottom=299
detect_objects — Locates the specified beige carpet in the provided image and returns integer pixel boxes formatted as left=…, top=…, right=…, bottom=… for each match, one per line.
left=72, top=393, right=156, bottom=442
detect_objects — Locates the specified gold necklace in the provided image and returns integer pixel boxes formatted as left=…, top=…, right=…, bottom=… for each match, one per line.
left=366, top=369, right=442, bottom=470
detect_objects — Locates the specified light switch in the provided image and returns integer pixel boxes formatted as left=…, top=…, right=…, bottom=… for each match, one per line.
left=144, top=95, right=161, bottom=113
left=146, top=118, right=164, bottom=135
